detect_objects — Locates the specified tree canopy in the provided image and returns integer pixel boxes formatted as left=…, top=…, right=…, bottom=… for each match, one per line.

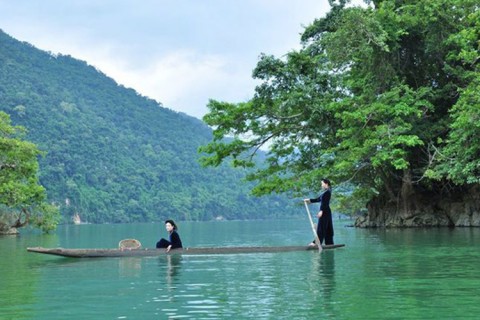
left=0, top=112, right=59, bottom=233
left=200, top=0, right=480, bottom=216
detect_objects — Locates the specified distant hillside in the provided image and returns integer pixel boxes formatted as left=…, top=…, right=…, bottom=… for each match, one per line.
left=0, top=29, right=299, bottom=223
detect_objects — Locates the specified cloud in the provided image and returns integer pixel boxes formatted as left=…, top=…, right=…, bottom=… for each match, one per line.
left=125, top=51, right=245, bottom=119
left=75, top=48, right=254, bottom=119
left=0, top=0, right=335, bottom=119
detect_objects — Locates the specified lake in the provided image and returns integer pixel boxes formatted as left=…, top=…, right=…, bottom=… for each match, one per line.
left=1, top=219, right=479, bottom=319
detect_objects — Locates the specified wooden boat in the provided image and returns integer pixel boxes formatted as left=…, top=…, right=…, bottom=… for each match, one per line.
left=27, top=244, right=345, bottom=258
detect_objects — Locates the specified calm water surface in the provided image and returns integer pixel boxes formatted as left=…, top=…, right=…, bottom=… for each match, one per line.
left=1, top=220, right=479, bottom=319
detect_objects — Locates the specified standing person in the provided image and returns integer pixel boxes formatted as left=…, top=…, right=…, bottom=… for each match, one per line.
left=156, top=219, right=183, bottom=252
left=304, top=178, right=334, bottom=246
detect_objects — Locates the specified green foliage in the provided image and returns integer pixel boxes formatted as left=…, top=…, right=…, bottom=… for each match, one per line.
left=29, top=202, right=61, bottom=233
left=0, top=111, right=60, bottom=232
left=432, top=7, right=480, bottom=184
left=0, top=30, right=300, bottom=224
left=200, top=0, right=480, bottom=212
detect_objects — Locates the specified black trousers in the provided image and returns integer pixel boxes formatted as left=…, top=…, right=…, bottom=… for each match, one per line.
left=316, top=213, right=334, bottom=245
left=156, top=238, right=171, bottom=248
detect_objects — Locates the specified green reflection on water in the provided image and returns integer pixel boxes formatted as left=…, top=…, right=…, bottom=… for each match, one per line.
left=1, top=221, right=480, bottom=319
left=0, top=232, right=58, bottom=319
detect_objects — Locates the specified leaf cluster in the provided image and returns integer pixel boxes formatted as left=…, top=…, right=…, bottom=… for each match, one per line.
left=0, top=111, right=60, bottom=232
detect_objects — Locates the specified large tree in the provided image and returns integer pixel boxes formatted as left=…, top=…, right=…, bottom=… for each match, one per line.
left=0, top=111, right=59, bottom=234
left=200, top=0, right=480, bottom=226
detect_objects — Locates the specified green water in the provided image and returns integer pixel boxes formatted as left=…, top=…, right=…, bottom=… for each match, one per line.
left=1, top=220, right=479, bottom=319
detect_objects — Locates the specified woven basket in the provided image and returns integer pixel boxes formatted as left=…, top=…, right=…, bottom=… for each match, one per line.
left=118, top=238, right=142, bottom=250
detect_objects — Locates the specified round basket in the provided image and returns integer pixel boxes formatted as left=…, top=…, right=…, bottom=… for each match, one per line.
left=118, top=238, right=142, bottom=250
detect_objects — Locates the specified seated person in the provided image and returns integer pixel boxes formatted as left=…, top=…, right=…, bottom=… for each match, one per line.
left=156, top=219, right=183, bottom=252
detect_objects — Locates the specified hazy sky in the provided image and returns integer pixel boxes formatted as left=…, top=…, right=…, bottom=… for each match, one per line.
left=0, top=1, right=336, bottom=119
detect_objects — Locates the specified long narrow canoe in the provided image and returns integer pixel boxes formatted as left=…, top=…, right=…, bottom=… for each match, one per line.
left=27, top=244, right=345, bottom=258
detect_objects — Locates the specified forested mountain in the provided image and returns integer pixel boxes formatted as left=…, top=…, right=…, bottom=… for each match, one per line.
left=0, top=29, right=299, bottom=224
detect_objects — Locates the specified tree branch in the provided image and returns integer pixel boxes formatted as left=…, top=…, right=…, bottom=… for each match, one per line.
left=12, top=208, right=30, bottom=228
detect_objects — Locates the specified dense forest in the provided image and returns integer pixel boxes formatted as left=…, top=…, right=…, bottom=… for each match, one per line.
left=0, top=29, right=301, bottom=226
left=200, top=0, right=480, bottom=227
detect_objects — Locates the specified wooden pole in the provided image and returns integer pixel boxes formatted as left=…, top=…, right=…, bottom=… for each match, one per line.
left=304, top=200, right=322, bottom=252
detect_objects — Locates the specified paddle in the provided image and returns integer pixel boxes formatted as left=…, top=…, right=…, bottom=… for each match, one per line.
left=304, top=200, right=322, bottom=253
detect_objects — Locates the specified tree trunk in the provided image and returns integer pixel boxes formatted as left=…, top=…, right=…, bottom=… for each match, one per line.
left=400, top=169, right=414, bottom=219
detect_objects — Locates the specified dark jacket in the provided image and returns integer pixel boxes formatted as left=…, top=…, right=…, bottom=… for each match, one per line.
left=169, top=230, right=183, bottom=249
left=310, top=188, right=332, bottom=214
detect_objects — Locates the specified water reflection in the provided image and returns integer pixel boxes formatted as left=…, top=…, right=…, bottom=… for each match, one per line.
left=159, top=254, right=182, bottom=287
left=0, top=232, right=58, bottom=319
left=118, top=257, right=142, bottom=278
left=310, top=250, right=336, bottom=315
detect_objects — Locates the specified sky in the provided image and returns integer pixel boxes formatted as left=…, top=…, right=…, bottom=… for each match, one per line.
left=0, top=0, right=336, bottom=120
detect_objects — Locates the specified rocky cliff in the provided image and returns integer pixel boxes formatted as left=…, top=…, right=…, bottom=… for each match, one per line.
left=355, top=185, right=480, bottom=227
